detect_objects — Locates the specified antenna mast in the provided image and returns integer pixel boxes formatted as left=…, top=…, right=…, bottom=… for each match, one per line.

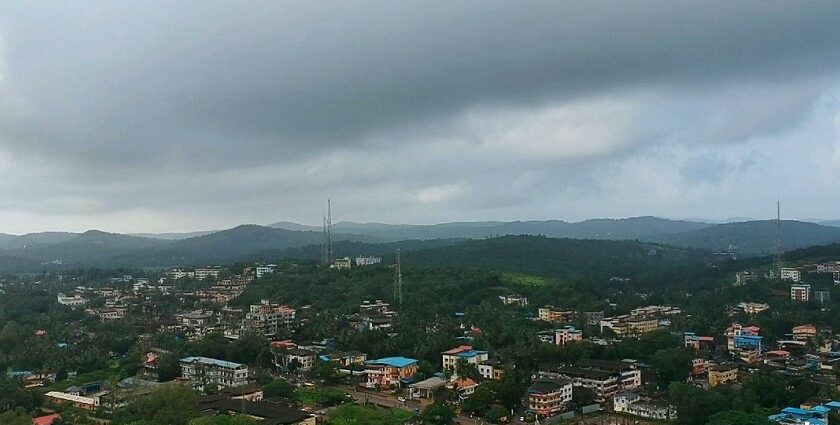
left=322, top=200, right=334, bottom=266
left=774, top=200, right=783, bottom=272
left=394, top=249, right=403, bottom=306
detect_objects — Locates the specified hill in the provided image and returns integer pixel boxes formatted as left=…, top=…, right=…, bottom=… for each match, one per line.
left=270, top=216, right=712, bottom=241
left=649, top=220, right=840, bottom=256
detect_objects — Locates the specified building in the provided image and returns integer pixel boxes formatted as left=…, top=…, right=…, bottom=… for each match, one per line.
left=555, top=326, right=583, bottom=345
left=684, top=333, right=715, bottom=350
left=726, top=324, right=763, bottom=353
left=277, top=348, right=317, bottom=372
left=601, top=317, right=659, bottom=337
left=176, top=310, right=218, bottom=340
left=528, top=379, right=573, bottom=418
left=57, top=293, right=87, bottom=308
left=815, top=289, right=830, bottom=305
left=44, top=391, right=97, bottom=410
left=355, top=256, right=382, bottom=266
left=319, top=351, right=367, bottom=368
left=196, top=396, right=315, bottom=425
left=331, top=257, right=352, bottom=270
left=441, top=345, right=489, bottom=373
left=255, top=264, right=277, bottom=279
left=498, top=294, right=528, bottom=307
left=708, top=364, right=738, bottom=387
left=194, top=267, right=222, bottom=280
left=165, top=268, right=195, bottom=280
left=768, top=401, right=840, bottom=425
left=792, top=324, right=817, bottom=341
left=363, top=357, right=418, bottom=389
left=537, top=306, right=575, bottom=323
left=791, top=284, right=811, bottom=302
left=180, top=357, right=249, bottom=391
left=244, top=300, right=296, bottom=337
left=478, top=358, right=509, bottom=380
left=557, top=359, right=641, bottom=401
left=737, top=302, right=770, bottom=314
left=409, top=376, right=447, bottom=399
left=734, top=271, right=762, bottom=286
left=630, top=305, right=681, bottom=318
left=614, top=392, right=674, bottom=420
left=781, top=267, right=802, bottom=282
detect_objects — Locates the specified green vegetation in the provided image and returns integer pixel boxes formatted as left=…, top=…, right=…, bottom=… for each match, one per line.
left=326, top=404, right=412, bottom=425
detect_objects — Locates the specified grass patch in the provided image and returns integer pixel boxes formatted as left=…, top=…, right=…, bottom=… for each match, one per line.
left=326, top=404, right=413, bottom=425
left=502, top=272, right=551, bottom=287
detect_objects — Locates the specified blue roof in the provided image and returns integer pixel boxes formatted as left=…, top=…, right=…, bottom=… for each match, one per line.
left=456, top=350, right=487, bottom=358
left=366, top=357, right=417, bottom=368
left=825, top=401, right=840, bottom=408
left=180, top=356, right=244, bottom=369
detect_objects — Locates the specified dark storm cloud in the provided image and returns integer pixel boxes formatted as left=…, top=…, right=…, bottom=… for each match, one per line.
left=0, top=1, right=840, bottom=232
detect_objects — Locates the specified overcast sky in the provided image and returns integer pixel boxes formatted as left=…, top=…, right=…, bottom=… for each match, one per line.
left=1, top=2, right=840, bottom=234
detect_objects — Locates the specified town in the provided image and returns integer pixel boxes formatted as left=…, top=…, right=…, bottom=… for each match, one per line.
left=2, top=240, right=840, bottom=425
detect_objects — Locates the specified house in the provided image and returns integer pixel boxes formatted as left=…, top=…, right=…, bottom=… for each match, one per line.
left=409, top=376, right=447, bottom=399
left=180, top=357, right=249, bottom=391
left=478, top=358, right=510, bottom=380
left=319, top=351, right=367, bottom=368
left=441, top=345, right=489, bottom=373
left=57, top=293, right=87, bottom=308
left=448, top=377, right=479, bottom=397
left=196, top=396, right=315, bottom=425
left=277, top=348, right=317, bottom=372
left=708, top=364, right=738, bottom=387
left=614, top=392, right=675, bottom=420
left=31, top=413, right=62, bottom=425
left=527, top=379, right=573, bottom=418
left=684, top=332, right=715, bottom=350
left=363, top=357, right=418, bottom=389
left=221, top=383, right=264, bottom=401
left=791, top=283, right=811, bottom=302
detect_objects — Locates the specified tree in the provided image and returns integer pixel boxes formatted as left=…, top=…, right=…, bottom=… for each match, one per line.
left=706, top=410, right=770, bottom=425
left=156, top=353, right=182, bottom=382
left=668, top=383, right=730, bottom=425
left=421, top=402, right=455, bottom=425
left=571, top=386, right=595, bottom=406
left=460, top=383, right=496, bottom=416
left=650, top=348, right=692, bottom=387
left=189, top=416, right=258, bottom=425
left=262, top=378, right=296, bottom=399
left=111, top=384, right=198, bottom=425
left=496, top=374, right=526, bottom=411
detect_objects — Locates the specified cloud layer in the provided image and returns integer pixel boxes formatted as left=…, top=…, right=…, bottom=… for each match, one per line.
left=1, top=1, right=840, bottom=233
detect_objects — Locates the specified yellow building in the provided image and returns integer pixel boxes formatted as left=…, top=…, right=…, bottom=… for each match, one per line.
left=708, top=364, right=738, bottom=387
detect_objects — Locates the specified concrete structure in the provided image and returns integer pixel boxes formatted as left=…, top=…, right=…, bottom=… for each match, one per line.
left=180, top=357, right=249, bottom=391
left=44, top=391, right=97, bottom=410
left=557, top=359, right=641, bottom=401
left=277, top=348, right=317, bottom=372
left=244, top=300, right=296, bottom=337
left=57, top=293, right=87, bottom=308
left=528, top=379, right=573, bottom=418
left=194, top=268, right=222, bottom=280
left=537, top=306, right=575, bottom=323
left=331, top=257, right=352, bottom=270
left=708, top=364, right=738, bottom=387
left=363, top=357, right=418, bottom=389
left=792, top=324, right=817, bottom=341
left=499, top=294, right=528, bottom=307
left=601, top=317, right=659, bottom=337
left=441, top=345, right=489, bottom=373
left=354, top=256, right=382, bottom=266
left=614, top=392, right=675, bottom=420
left=555, top=326, right=583, bottom=345
left=781, top=267, right=802, bottom=282
left=737, top=302, right=770, bottom=314
left=734, top=271, right=762, bottom=286
left=768, top=401, right=840, bottom=425
left=815, top=289, right=830, bottom=305
left=791, top=283, right=811, bottom=302
left=726, top=323, right=762, bottom=353
left=255, top=264, right=277, bottom=278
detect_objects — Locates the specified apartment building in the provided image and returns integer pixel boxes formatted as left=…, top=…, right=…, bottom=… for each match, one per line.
left=737, top=302, right=770, bottom=314
left=498, top=294, right=529, bottom=307
left=708, top=364, right=738, bottom=387
left=557, top=359, right=641, bottom=401
left=244, top=300, right=296, bottom=337
left=363, top=357, right=418, bottom=389
left=601, top=317, right=659, bottom=337
left=726, top=323, right=763, bottom=353
left=780, top=267, right=802, bottom=282
left=331, top=257, right=352, bottom=270
left=277, top=348, right=317, bottom=372
left=180, top=357, right=249, bottom=391
left=555, top=326, right=583, bottom=345
left=255, top=264, right=277, bottom=279
left=57, top=293, right=87, bottom=308
left=194, top=268, right=222, bottom=280
left=791, top=284, right=811, bottom=302
left=614, top=392, right=675, bottom=421
left=528, top=379, right=573, bottom=418
left=355, top=256, right=382, bottom=266
left=537, top=306, right=575, bottom=323
left=441, top=345, right=489, bottom=373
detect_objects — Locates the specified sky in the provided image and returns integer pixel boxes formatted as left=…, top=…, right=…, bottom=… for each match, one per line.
left=1, top=2, right=840, bottom=234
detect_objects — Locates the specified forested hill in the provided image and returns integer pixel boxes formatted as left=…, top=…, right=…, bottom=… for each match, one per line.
left=401, top=235, right=707, bottom=279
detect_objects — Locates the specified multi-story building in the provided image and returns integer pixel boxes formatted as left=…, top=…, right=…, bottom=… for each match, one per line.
left=498, top=294, right=528, bottom=307
left=180, top=357, right=249, bottom=391
left=363, top=357, right=418, bottom=388
left=737, top=302, right=770, bottom=314
left=734, top=271, right=762, bottom=286
left=614, top=392, right=675, bottom=420
left=57, top=293, right=88, bottom=308
left=331, top=257, right=352, bottom=270
left=165, top=269, right=195, bottom=280
left=791, top=284, right=811, bottom=302
left=555, top=326, right=583, bottom=345
left=194, top=268, right=222, bottom=280
left=768, top=401, right=840, bottom=425
left=602, top=317, right=659, bottom=337
left=630, top=305, right=681, bottom=318
left=478, top=358, right=510, bottom=380
left=355, top=256, right=382, bottom=266
left=683, top=333, right=715, bottom=350
left=557, top=359, right=641, bottom=401
left=277, top=348, right=317, bottom=372
left=528, top=379, right=573, bottom=418
left=780, top=268, right=802, bottom=282
left=815, top=289, right=830, bottom=305
left=318, top=351, right=367, bottom=368
left=175, top=310, right=218, bottom=340
left=725, top=323, right=762, bottom=353
left=792, top=324, right=817, bottom=341
left=441, top=345, right=489, bottom=373
left=708, top=364, right=738, bottom=387
left=255, top=264, right=277, bottom=279
left=244, top=300, right=296, bottom=337
left=537, top=306, right=575, bottom=323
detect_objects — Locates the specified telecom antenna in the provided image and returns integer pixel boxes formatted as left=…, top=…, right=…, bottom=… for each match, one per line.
left=321, top=200, right=334, bottom=265
left=394, top=249, right=403, bottom=306
left=774, top=200, right=783, bottom=272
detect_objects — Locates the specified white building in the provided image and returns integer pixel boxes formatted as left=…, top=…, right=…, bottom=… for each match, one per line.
left=195, top=268, right=222, bottom=280
left=355, top=256, right=382, bottom=266
left=255, top=264, right=277, bottom=279
left=737, top=302, right=770, bottom=314
left=331, top=257, right=352, bottom=270
left=780, top=268, right=802, bottom=282
left=180, top=357, right=249, bottom=391
left=614, top=392, right=675, bottom=421
left=499, top=294, right=528, bottom=307
left=791, top=284, right=811, bottom=302
left=57, top=293, right=87, bottom=308
left=244, top=300, right=296, bottom=337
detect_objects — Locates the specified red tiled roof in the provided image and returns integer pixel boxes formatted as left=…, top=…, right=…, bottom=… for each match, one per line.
left=442, top=345, right=473, bottom=355
left=32, top=413, right=62, bottom=425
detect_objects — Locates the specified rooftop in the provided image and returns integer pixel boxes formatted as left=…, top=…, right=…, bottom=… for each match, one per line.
left=366, top=357, right=418, bottom=368
left=180, top=356, right=245, bottom=369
